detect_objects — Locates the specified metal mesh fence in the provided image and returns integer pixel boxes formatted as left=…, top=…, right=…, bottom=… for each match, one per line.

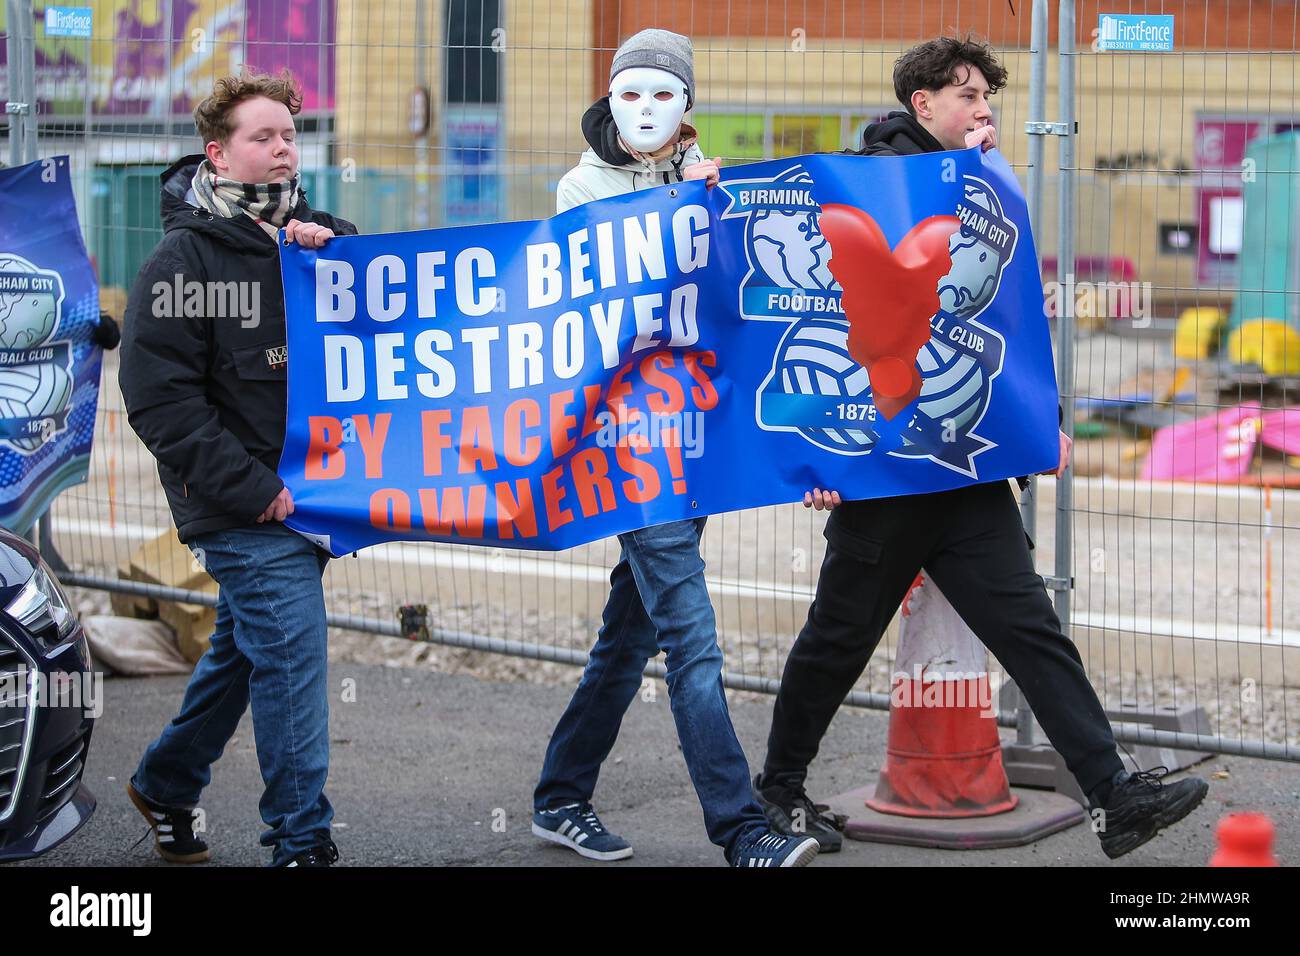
left=2, top=1, right=1297, bottom=761
left=1060, top=0, right=1300, bottom=761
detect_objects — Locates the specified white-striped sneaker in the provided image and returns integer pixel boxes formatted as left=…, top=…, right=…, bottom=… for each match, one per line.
left=532, top=803, right=633, bottom=861
left=731, top=828, right=820, bottom=867
left=127, top=780, right=209, bottom=863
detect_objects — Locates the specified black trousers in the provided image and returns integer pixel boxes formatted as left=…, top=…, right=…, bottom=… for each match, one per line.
left=763, top=480, right=1124, bottom=797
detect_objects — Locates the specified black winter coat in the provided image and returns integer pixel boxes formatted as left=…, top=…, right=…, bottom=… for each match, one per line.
left=120, top=155, right=357, bottom=542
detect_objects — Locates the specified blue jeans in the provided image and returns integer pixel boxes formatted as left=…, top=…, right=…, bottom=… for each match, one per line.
left=131, top=523, right=332, bottom=865
left=534, top=517, right=767, bottom=860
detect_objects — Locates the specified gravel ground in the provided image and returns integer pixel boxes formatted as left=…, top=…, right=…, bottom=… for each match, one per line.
left=23, top=658, right=1292, bottom=869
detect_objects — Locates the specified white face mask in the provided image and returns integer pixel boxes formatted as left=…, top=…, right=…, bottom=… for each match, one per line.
left=609, top=66, right=689, bottom=154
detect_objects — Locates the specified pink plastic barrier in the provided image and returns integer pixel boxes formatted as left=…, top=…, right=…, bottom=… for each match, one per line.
left=1144, top=405, right=1263, bottom=482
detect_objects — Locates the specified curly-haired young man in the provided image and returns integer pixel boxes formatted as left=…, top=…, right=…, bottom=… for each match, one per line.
left=755, top=36, right=1209, bottom=861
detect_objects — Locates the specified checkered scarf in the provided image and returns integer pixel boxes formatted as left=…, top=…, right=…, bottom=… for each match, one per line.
left=191, top=159, right=303, bottom=239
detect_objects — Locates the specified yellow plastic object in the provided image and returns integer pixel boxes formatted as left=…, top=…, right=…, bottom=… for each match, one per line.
left=1159, top=366, right=1192, bottom=403
left=1174, top=307, right=1225, bottom=360
left=1226, top=319, right=1300, bottom=376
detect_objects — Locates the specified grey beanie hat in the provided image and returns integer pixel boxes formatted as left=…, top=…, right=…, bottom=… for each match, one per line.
left=609, top=28, right=695, bottom=107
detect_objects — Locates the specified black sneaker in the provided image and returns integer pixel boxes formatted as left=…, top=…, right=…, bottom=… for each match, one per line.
left=127, top=781, right=209, bottom=864
left=282, top=840, right=340, bottom=867
left=752, top=774, right=845, bottom=853
left=1095, top=768, right=1209, bottom=859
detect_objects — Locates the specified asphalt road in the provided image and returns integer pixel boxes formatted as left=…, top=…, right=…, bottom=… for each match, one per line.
left=12, top=660, right=1296, bottom=868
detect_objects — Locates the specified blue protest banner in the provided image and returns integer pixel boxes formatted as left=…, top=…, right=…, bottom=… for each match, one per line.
left=0, top=156, right=103, bottom=534
left=278, top=147, right=1058, bottom=556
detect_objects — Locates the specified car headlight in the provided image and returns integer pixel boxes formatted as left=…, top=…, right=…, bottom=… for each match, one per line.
left=5, top=563, right=77, bottom=646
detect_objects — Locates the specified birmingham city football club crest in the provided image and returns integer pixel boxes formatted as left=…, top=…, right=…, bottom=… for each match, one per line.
left=718, top=166, right=1016, bottom=477
left=0, top=253, right=74, bottom=455
left=893, top=176, right=1013, bottom=475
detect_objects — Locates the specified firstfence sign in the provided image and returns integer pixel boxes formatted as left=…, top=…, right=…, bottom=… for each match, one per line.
left=43, top=7, right=94, bottom=38
left=1097, top=14, right=1175, bottom=52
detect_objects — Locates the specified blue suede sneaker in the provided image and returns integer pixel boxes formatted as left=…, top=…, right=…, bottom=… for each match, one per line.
left=532, top=803, right=634, bottom=861
left=731, top=827, right=820, bottom=868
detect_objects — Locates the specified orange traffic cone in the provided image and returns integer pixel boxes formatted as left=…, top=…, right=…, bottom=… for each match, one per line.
left=1209, top=813, right=1279, bottom=866
left=865, top=572, right=1018, bottom=818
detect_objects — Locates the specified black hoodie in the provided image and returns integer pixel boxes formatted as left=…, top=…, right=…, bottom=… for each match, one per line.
left=857, top=110, right=946, bottom=157
left=120, top=155, right=357, bottom=542
left=581, top=96, right=636, bottom=166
